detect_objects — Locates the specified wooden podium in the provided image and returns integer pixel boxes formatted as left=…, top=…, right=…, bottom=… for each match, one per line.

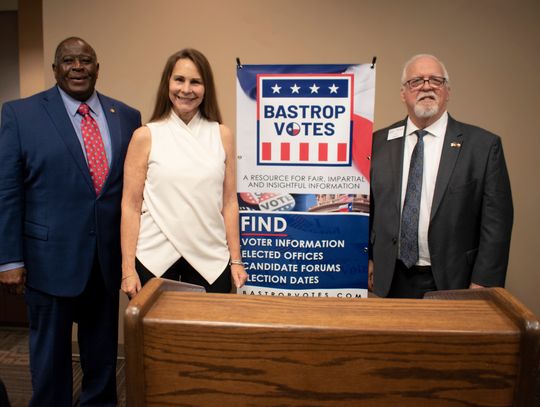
left=124, top=279, right=539, bottom=406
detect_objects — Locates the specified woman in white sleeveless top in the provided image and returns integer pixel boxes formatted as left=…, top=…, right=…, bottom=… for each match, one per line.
left=120, top=49, right=247, bottom=296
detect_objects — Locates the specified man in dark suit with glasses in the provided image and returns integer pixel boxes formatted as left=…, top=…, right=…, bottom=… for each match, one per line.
left=369, top=54, right=513, bottom=298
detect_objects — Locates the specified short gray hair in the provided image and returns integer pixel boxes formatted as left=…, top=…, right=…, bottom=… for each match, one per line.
left=400, top=54, right=450, bottom=85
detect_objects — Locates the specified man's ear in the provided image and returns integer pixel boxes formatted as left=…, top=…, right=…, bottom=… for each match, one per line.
left=400, top=87, right=406, bottom=103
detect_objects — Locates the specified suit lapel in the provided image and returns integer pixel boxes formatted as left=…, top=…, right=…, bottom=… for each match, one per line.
left=41, top=87, right=94, bottom=191
left=430, top=115, right=463, bottom=220
left=98, top=94, right=122, bottom=185
left=388, top=119, right=407, bottom=214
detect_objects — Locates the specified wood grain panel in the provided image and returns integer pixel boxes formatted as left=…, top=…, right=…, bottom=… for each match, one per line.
left=142, top=324, right=518, bottom=406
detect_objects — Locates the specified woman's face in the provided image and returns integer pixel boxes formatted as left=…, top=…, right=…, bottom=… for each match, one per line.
left=168, top=58, right=205, bottom=123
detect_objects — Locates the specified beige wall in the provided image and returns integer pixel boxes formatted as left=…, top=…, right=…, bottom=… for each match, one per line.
left=18, top=0, right=44, bottom=97
left=0, top=11, right=19, bottom=108
left=35, top=0, right=540, bottom=319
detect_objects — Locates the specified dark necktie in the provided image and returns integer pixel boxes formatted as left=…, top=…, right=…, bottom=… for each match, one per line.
left=399, top=129, right=427, bottom=268
left=78, top=103, right=109, bottom=195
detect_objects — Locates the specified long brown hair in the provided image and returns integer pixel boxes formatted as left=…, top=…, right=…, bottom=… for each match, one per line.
left=149, top=48, right=222, bottom=123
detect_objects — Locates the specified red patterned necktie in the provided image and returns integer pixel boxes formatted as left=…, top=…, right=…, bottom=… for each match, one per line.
left=77, top=103, right=109, bottom=195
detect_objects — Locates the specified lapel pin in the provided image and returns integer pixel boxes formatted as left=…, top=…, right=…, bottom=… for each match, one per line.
left=110, top=108, right=116, bottom=113
left=450, top=142, right=461, bottom=148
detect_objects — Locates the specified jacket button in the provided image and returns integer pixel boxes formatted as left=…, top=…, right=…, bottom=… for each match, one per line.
left=89, top=230, right=96, bottom=236
left=392, top=237, right=398, bottom=244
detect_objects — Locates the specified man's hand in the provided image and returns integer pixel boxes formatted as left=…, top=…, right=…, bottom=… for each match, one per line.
left=0, top=267, right=26, bottom=295
left=469, top=282, right=484, bottom=289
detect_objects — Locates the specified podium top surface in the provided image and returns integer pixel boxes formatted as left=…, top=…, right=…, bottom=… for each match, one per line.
left=140, top=287, right=520, bottom=334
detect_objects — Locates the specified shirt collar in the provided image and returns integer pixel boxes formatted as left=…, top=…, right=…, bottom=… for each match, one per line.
left=57, top=86, right=100, bottom=117
left=169, top=109, right=201, bottom=130
left=406, top=111, right=448, bottom=138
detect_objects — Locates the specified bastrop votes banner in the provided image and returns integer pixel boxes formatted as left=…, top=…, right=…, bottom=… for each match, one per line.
left=236, top=64, right=375, bottom=298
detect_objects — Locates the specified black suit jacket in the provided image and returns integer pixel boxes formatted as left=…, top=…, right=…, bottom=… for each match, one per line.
left=0, top=86, right=141, bottom=296
left=369, top=115, right=513, bottom=297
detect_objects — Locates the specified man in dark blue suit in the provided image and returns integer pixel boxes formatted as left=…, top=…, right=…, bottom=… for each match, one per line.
left=0, top=37, right=141, bottom=406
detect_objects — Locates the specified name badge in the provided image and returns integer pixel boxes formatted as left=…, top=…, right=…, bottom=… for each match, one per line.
left=387, top=126, right=405, bottom=140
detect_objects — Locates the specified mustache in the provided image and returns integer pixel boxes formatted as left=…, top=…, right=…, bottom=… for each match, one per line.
left=416, top=91, right=438, bottom=102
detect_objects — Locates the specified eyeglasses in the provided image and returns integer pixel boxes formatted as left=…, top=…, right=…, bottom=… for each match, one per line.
left=403, top=76, right=447, bottom=90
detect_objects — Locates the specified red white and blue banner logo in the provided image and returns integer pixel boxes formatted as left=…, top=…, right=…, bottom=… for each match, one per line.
left=257, top=74, right=353, bottom=166
left=236, top=64, right=375, bottom=298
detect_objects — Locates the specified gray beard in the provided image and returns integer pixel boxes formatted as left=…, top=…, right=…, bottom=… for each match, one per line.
left=414, top=103, right=439, bottom=119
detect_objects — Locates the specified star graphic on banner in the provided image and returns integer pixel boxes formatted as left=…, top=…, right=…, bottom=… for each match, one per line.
left=290, top=84, right=301, bottom=94
left=272, top=84, right=281, bottom=94
left=329, top=84, right=339, bottom=94
left=309, top=83, right=320, bottom=93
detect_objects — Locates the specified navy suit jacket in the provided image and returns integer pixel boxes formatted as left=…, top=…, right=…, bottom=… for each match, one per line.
left=0, top=86, right=141, bottom=296
left=369, top=115, right=513, bottom=297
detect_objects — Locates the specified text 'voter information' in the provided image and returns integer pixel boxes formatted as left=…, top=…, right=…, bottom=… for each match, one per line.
left=257, top=74, right=354, bottom=166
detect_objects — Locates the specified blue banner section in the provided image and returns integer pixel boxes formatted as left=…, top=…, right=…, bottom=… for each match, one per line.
left=240, top=212, right=369, bottom=291
left=261, top=79, right=349, bottom=98
left=237, top=64, right=351, bottom=100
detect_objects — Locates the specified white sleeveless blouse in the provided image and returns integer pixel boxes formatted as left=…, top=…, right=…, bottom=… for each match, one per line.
left=136, top=111, right=230, bottom=284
